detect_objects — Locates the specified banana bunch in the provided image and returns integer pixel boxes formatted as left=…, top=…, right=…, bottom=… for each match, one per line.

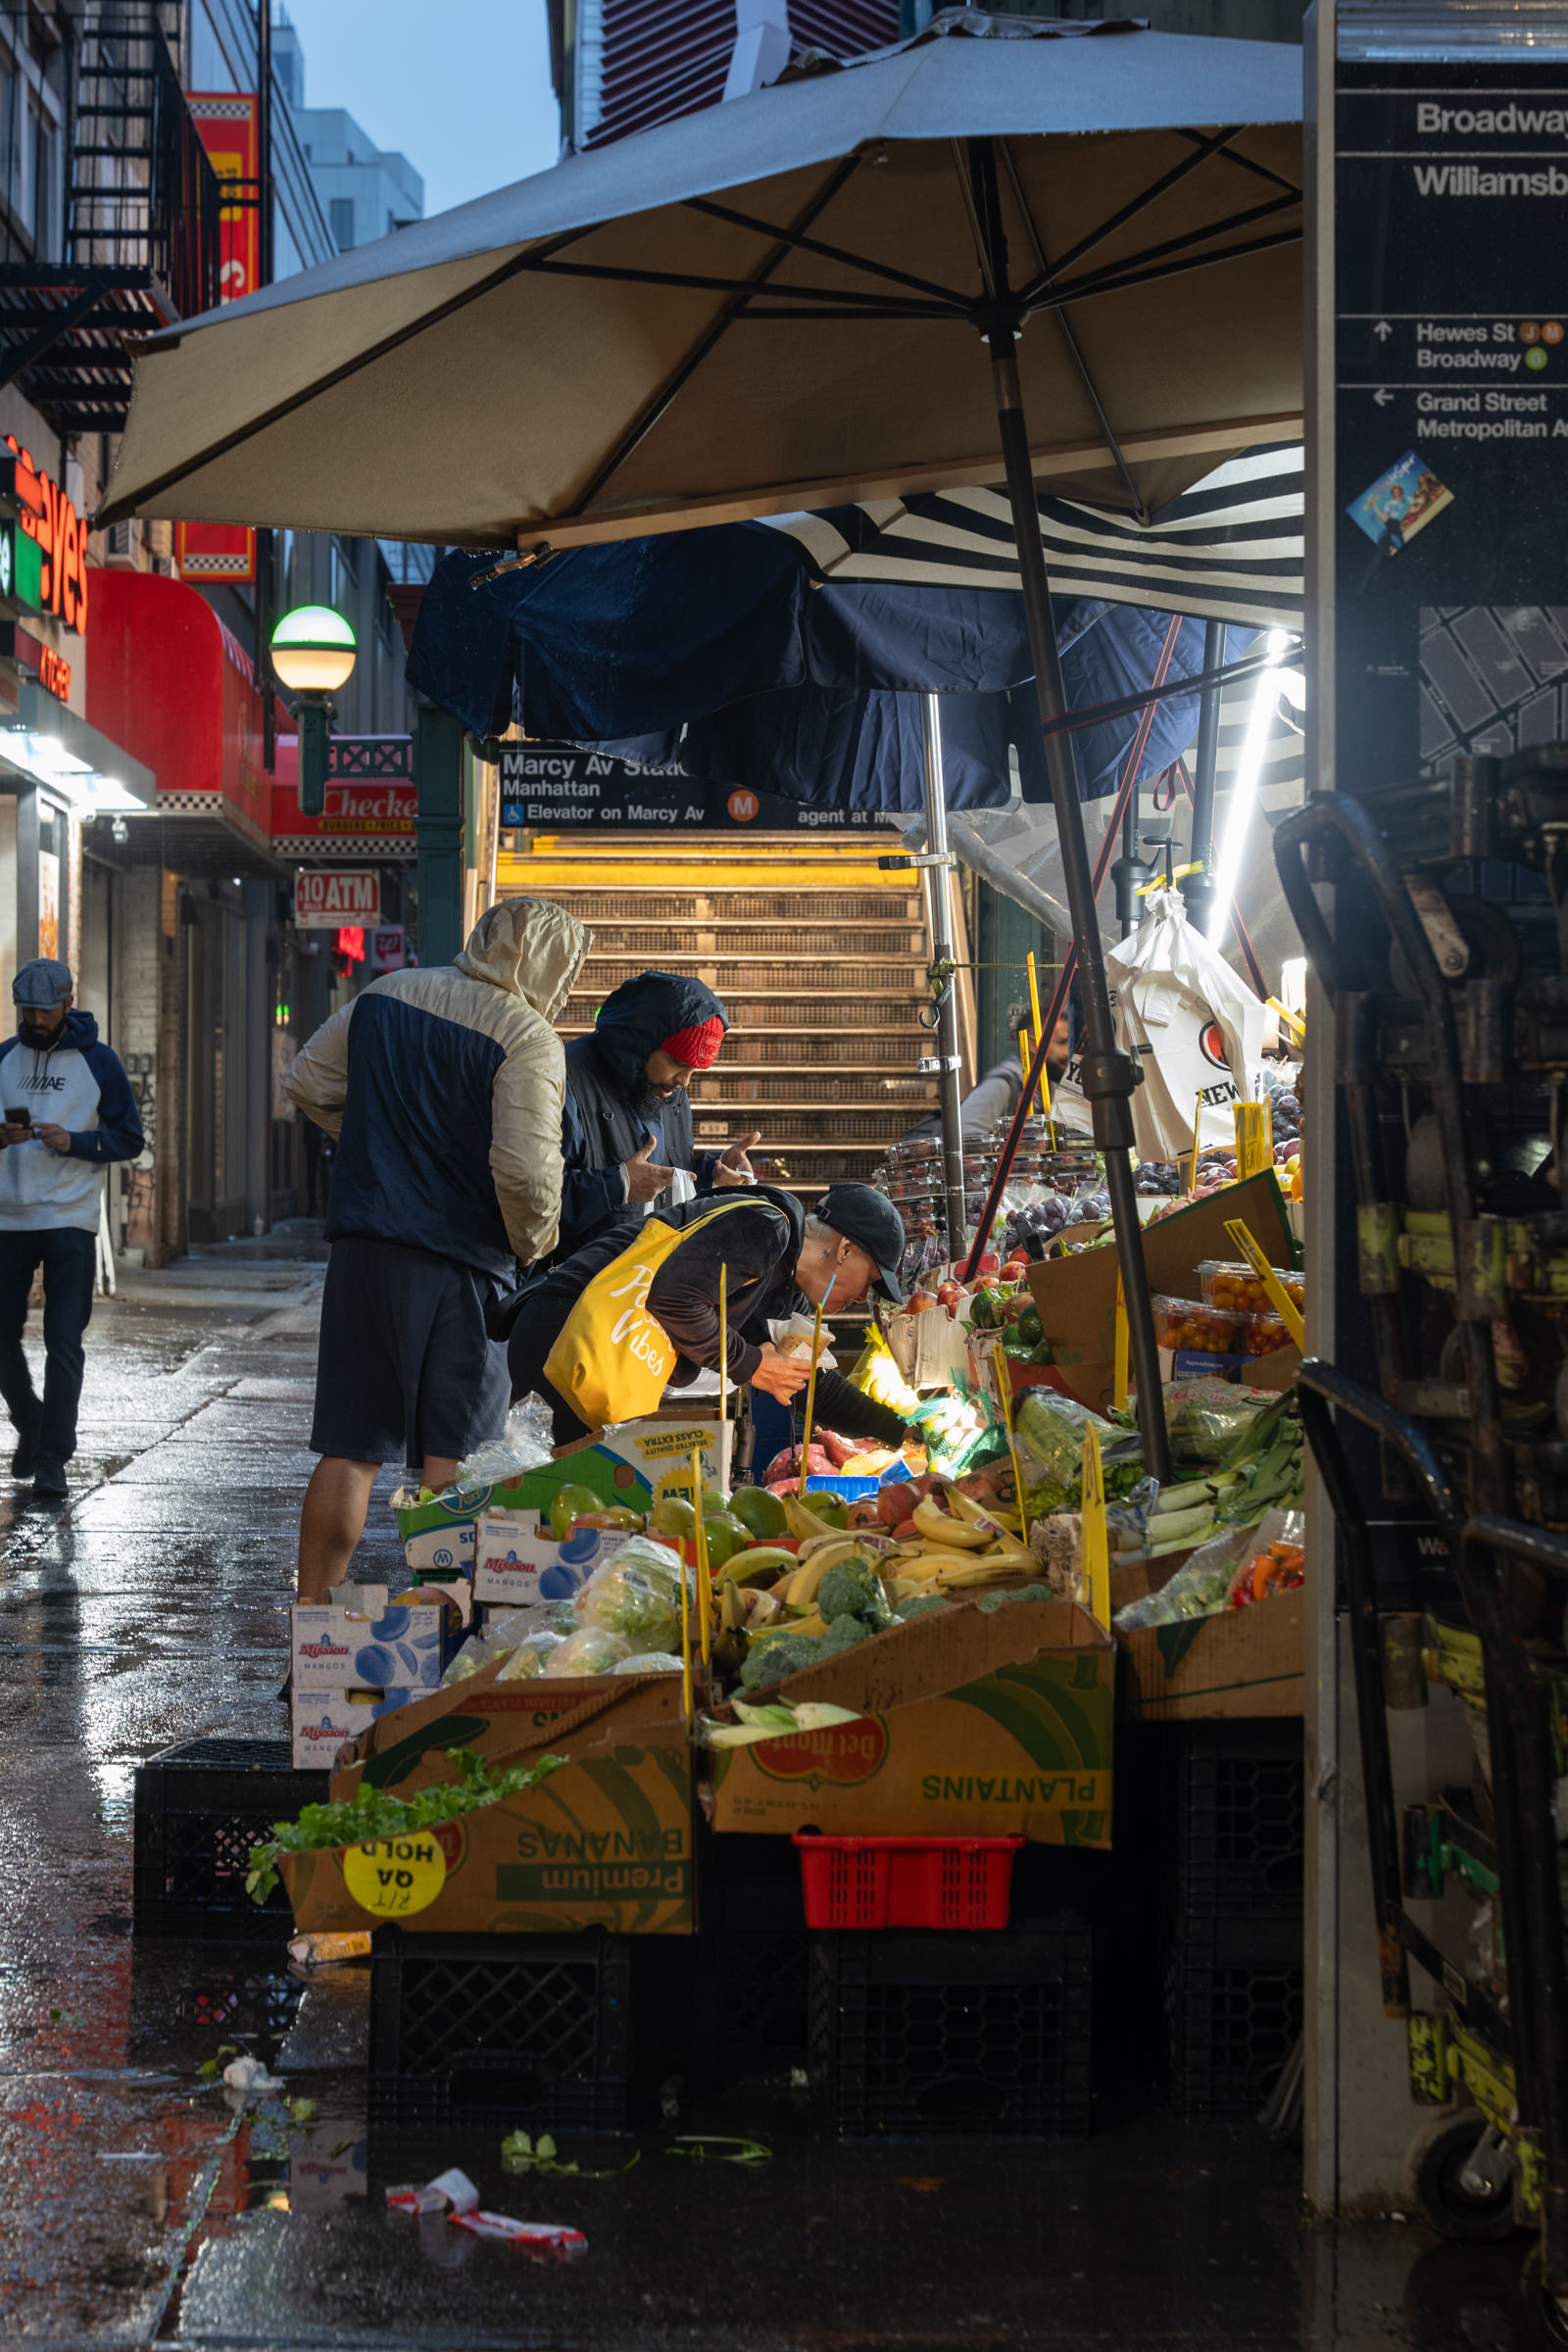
left=888, top=1486, right=1033, bottom=1595
left=782, top=1539, right=879, bottom=1610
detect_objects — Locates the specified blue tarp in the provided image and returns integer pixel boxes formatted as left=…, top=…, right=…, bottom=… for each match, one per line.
left=407, top=527, right=1248, bottom=813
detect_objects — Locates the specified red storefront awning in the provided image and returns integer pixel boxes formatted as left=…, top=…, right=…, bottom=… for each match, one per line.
left=86, top=568, right=291, bottom=853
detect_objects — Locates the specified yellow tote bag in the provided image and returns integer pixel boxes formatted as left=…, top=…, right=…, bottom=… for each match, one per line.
left=543, top=1197, right=758, bottom=1430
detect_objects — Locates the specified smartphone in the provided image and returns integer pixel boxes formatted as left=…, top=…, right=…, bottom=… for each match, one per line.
left=4, top=1106, right=29, bottom=1129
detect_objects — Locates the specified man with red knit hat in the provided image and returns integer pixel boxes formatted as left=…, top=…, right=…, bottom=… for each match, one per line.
left=549, top=970, right=756, bottom=1266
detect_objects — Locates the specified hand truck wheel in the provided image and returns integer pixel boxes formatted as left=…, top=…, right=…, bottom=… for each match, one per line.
left=1521, top=2245, right=1568, bottom=2345
left=1402, top=2111, right=1520, bottom=2242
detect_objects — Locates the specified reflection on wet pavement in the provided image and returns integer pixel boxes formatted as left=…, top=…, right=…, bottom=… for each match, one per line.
left=0, top=1238, right=1542, bottom=2350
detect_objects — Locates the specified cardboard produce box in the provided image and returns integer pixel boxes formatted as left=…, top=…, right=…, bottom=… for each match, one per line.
left=709, top=1595, right=1114, bottom=1849
left=279, top=1666, right=697, bottom=1937
left=1115, top=1587, right=1303, bottom=1720
left=290, top=1596, right=459, bottom=1695
left=471, top=1513, right=631, bottom=1605
left=1025, top=1171, right=1297, bottom=1409
left=393, top=1413, right=732, bottom=1545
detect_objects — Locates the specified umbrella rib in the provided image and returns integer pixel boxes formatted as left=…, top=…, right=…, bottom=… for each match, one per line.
left=1037, top=213, right=1301, bottom=313
left=681, top=195, right=972, bottom=310
left=1013, top=124, right=1245, bottom=303
left=998, top=140, right=1149, bottom=526
left=516, top=253, right=934, bottom=315
left=563, top=156, right=862, bottom=520
left=1174, top=125, right=1301, bottom=199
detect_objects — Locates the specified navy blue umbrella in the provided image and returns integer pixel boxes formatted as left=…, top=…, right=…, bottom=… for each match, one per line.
left=407, top=524, right=1246, bottom=813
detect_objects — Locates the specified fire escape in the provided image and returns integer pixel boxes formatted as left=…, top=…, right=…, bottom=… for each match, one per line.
left=0, top=8, right=222, bottom=438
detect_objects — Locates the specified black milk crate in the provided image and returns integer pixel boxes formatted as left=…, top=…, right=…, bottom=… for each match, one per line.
left=809, top=1920, right=1092, bottom=2140
left=368, top=1928, right=633, bottom=2132
left=692, top=1929, right=809, bottom=2088
left=1167, top=1910, right=1303, bottom=2118
left=1176, top=1722, right=1305, bottom=1918
left=132, top=1738, right=325, bottom=1940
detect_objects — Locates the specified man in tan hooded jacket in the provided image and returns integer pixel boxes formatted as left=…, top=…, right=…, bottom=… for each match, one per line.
left=286, top=898, right=590, bottom=1597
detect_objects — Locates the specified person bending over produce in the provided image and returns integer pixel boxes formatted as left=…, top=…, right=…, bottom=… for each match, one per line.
left=497, top=1180, right=913, bottom=1450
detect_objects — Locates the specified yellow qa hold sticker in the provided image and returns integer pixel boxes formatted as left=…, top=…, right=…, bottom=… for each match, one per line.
left=342, top=1833, right=448, bottom=1919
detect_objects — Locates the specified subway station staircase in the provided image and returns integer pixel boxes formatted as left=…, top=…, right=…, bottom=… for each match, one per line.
left=497, top=830, right=939, bottom=1231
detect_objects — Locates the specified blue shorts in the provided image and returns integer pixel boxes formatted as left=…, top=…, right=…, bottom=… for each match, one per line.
left=310, top=1238, right=510, bottom=1469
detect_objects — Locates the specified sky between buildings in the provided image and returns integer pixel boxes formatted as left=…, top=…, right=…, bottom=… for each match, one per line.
left=279, top=0, right=562, bottom=219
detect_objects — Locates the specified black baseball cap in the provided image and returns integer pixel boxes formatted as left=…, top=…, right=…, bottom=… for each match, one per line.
left=818, top=1182, right=907, bottom=1305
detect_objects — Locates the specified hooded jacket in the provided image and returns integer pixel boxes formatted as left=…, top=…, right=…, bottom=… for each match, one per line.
left=0, top=1010, right=144, bottom=1233
left=556, top=969, right=728, bottom=1262
left=287, top=898, right=591, bottom=1277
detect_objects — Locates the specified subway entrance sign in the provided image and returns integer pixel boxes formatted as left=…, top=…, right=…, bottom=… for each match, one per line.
left=295, top=869, right=381, bottom=927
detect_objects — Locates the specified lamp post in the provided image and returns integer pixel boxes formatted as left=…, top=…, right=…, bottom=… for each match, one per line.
left=270, top=606, right=357, bottom=815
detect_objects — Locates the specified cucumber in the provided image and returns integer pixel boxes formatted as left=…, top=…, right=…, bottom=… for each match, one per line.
left=1152, top=1479, right=1215, bottom=1517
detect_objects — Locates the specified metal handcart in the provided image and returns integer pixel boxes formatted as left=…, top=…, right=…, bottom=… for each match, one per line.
left=1300, top=1359, right=1568, bottom=2327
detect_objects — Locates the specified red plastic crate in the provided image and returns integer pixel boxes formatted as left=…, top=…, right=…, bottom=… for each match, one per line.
left=793, top=1834, right=1025, bottom=1932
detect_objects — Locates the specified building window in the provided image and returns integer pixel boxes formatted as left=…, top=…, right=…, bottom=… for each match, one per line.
left=329, top=540, right=358, bottom=609
left=329, top=197, right=355, bottom=250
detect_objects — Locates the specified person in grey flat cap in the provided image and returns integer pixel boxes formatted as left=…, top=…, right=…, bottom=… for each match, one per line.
left=0, top=959, right=143, bottom=1499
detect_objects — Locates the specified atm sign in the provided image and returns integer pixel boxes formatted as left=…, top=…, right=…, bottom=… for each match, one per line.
left=295, top=869, right=381, bottom=927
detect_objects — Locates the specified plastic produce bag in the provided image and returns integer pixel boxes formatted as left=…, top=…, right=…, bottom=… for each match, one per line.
left=572, top=1561, right=681, bottom=1652
left=606, top=1536, right=689, bottom=1598
left=1014, top=1390, right=1142, bottom=1509
left=1114, top=1507, right=1300, bottom=1630
left=540, top=1625, right=632, bottom=1677
left=1164, top=1378, right=1278, bottom=1466
left=1095, top=888, right=1265, bottom=1159
left=494, top=1628, right=570, bottom=1680
left=612, top=1651, right=685, bottom=1675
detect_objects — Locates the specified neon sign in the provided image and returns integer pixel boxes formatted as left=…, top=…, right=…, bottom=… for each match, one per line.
left=3, top=437, right=88, bottom=635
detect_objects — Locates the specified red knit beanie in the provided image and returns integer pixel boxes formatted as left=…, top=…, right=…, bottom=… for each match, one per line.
left=661, top=1016, right=725, bottom=1071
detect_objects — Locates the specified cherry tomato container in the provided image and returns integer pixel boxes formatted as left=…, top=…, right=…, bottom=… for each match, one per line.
left=1151, top=1295, right=1242, bottom=1353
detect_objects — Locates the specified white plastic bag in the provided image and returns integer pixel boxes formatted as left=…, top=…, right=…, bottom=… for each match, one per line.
left=1105, top=889, right=1264, bottom=1159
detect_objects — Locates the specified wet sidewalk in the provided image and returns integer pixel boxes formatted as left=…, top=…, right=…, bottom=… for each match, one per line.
left=0, top=1237, right=1522, bottom=2350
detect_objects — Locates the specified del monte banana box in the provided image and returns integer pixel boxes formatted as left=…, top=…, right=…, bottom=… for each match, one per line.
left=279, top=1663, right=696, bottom=1937
left=710, top=1594, right=1114, bottom=1848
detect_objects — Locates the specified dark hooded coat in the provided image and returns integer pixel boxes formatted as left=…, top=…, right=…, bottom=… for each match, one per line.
left=555, top=969, right=728, bottom=1263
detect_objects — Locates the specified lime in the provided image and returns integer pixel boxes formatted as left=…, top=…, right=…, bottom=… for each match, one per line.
left=548, top=1482, right=603, bottom=1541
left=727, top=1486, right=787, bottom=1541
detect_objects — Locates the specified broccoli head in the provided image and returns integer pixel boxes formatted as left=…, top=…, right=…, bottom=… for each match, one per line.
left=739, top=1633, right=822, bottom=1691
left=896, top=1593, right=950, bottom=1622
left=818, top=1612, right=875, bottom=1656
left=817, top=1559, right=891, bottom=1630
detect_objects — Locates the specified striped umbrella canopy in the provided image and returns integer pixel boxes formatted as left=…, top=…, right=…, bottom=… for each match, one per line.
left=766, top=443, right=1303, bottom=627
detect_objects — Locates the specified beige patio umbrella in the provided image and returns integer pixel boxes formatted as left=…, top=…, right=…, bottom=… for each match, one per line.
left=102, top=7, right=1303, bottom=1477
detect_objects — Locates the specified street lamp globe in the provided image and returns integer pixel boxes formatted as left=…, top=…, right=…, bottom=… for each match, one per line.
left=270, top=605, right=357, bottom=694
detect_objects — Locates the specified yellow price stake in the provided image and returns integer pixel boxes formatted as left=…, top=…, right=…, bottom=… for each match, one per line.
left=1223, top=1216, right=1305, bottom=1349
left=1233, top=1100, right=1273, bottom=1181
left=1188, top=1089, right=1204, bottom=1194
left=1113, top=1275, right=1129, bottom=1412
left=343, top=1833, right=448, bottom=1919
left=996, top=1352, right=1031, bottom=1539
left=1080, top=1421, right=1109, bottom=1629
left=1027, top=953, right=1054, bottom=1121
left=691, top=1446, right=711, bottom=1667
left=1266, top=995, right=1305, bottom=1042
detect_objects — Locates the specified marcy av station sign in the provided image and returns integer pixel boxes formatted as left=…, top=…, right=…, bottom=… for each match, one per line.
left=500, top=745, right=899, bottom=830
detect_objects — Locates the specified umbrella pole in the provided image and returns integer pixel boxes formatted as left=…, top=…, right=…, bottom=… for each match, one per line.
left=1181, top=618, right=1226, bottom=938
left=920, top=692, right=969, bottom=1265
left=985, top=334, right=1171, bottom=1483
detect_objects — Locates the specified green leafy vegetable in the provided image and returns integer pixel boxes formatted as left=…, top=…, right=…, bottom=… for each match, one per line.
left=245, top=1748, right=566, bottom=1905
